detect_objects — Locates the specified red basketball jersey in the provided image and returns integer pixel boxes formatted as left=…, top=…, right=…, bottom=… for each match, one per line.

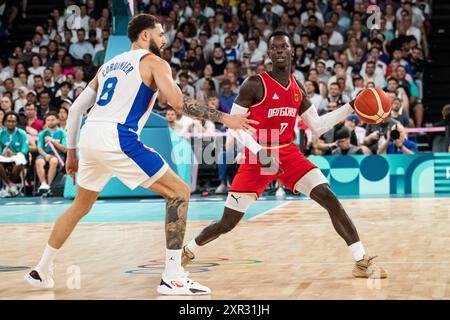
left=248, top=72, right=302, bottom=145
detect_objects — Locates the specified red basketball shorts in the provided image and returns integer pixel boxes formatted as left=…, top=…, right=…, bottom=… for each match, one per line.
left=229, top=143, right=318, bottom=198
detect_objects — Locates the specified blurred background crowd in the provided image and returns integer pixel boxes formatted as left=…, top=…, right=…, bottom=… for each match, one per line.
left=0, top=0, right=448, bottom=198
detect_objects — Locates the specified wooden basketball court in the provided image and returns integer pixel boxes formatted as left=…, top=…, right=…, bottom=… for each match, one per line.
left=1, top=196, right=449, bottom=299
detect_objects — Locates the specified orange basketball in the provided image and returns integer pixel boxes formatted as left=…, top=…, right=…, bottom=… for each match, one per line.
left=354, top=87, right=392, bottom=124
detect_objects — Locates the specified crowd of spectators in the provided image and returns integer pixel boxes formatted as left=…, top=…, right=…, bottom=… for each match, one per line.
left=0, top=0, right=447, bottom=197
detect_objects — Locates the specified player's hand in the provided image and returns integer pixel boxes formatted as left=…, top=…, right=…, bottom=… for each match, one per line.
left=44, top=154, right=52, bottom=162
left=66, top=149, right=78, bottom=185
left=45, top=136, right=53, bottom=143
left=223, top=112, right=259, bottom=133
left=257, top=149, right=283, bottom=175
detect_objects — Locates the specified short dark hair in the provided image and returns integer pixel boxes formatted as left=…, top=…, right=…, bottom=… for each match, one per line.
left=127, top=14, right=160, bottom=42
left=45, top=111, right=59, bottom=121
left=3, top=112, right=20, bottom=125
left=25, top=102, right=36, bottom=110
left=268, top=30, right=293, bottom=46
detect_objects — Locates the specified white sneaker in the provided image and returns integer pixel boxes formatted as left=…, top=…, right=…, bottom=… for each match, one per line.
left=8, top=185, right=19, bottom=197
left=157, top=272, right=211, bottom=295
left=0, top=188, right=8, bottom=198
left=275, top=187, right=286, bottom=198
left=24, top=268, right=54, bottom=289
left=215, top=183, right=227, bottom=194
left=38, top=183, right=50, bottom=191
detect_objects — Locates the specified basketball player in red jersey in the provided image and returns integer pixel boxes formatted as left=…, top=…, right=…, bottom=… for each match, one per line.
left=182, top=31, right=387, bottom=280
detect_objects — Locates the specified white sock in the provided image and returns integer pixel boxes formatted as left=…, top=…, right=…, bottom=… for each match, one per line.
left=349, top=241, right=366, bottom=261
left=186, top=238, right=199, bottom=255
left=35, top=243, right=59, bottom=274
left=164, top=249, right=183, bottom=278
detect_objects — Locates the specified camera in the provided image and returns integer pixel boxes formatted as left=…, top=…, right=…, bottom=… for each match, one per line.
left=390, top=125, right=400, bottom=141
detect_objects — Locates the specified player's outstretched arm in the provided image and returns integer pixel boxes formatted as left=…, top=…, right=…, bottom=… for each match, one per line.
left=150, top=57, right=257, bottom=131
left=65, top=75, right=99, bottom=184
left=297, top=80, right=354, bottom=137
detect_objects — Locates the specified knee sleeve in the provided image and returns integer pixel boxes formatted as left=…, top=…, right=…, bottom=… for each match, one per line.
left=225, top=192, right=257, bottom=213
left=294, top=168, right=329, bottom=197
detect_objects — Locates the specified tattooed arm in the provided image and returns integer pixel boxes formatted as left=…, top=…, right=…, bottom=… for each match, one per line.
left=149, top=55, right=258, bottom=130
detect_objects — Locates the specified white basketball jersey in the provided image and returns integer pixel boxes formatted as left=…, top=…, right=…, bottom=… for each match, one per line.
left=86, top=48, right=158, bottom=134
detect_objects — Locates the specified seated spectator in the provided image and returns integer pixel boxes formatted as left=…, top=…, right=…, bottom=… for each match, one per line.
left=165, top=108, right=183, bottom=135
left=35, top=112, right=67, bottom=194
left=390, top=97, right=410, bottom=128
left=332, top=126, right=364, bottom=155
left=37, top=90, right=55, bottom=119
left=58, top=106, right=68, bottom=131
left=1, top=95, right=14, bottom=113
left=25, top=103, right=44, bottom=132
left=0, top=112, right=28, bottom=197
left=378, top=123, right=418, bottom=154
left=219, top=79, right=237, bottom=114
left=69, top=29, right=95, bottom=61
left=304, top=80, right=327, bottom=114
left=178, top=72, right=195, bottom=98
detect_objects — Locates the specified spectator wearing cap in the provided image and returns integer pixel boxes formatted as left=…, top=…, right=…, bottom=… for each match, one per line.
left=332, top=126, right=364, bottom=155
left=344, top=113, right=367, bottom=147
left=219, top=79, right=237, bottom=114
left=26, top=90, right=38, bottom=106
left=25, top=103, right=44, bottom=132
left=69, top=29, right=95, bottom=61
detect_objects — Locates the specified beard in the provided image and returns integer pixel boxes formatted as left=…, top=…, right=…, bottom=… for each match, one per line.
left=149, top=39, right=161, bottom=57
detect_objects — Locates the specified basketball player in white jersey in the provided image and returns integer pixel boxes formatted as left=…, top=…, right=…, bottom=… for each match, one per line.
left=24, top=14, right=257, bottom=295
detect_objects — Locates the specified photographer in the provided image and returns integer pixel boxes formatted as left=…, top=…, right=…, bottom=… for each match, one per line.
left=363, top=117, right=400, bottom=154
left=378, top=123, right=418, bottom=154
